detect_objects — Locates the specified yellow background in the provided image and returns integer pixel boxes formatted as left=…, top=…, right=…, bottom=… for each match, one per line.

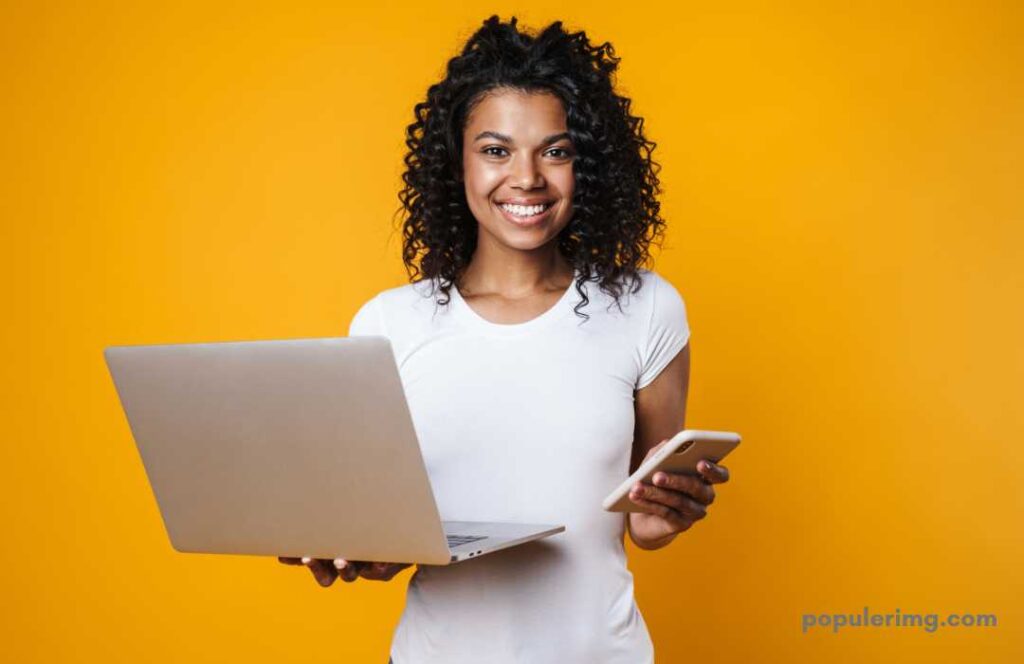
left=3, top=1, right=1021, bottom=661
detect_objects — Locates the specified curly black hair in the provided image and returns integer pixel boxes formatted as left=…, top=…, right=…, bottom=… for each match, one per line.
left=394, top=14, right=667, bottom=321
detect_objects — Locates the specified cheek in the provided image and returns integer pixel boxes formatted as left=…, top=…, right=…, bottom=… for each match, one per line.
left=561, top=170, right=576, bottom=198
left=463, top=158, right=501, bottom=193
left=555, top=174, right=575, bottom=218
left=551, top=169, right=575, bottom=206
left=464, top=168, right=505, bottom=218
left=462, top=184, right=496, bottom=228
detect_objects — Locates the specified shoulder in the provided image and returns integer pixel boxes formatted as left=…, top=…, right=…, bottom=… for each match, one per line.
left=633, top=269, right=691, bottom=388
left=625, top=268, right=689, bottom=344
left=637, top=268, right=687, bottom=326
left=373, top=279, right=435, bottom=307
left=636, top=268, right=681, bottom=297
left=565, top=268, right=684, bottom=328
left=347, top=279, right=444, bottom=337
left=600, top=268, right=685, bottom=315
left=640, top=268, right=686, bottom=311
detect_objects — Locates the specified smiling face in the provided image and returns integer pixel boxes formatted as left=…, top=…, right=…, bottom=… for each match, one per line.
left=460, top=87, right=576, bottom=254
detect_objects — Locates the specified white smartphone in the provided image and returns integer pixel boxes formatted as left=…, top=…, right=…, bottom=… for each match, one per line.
left=602, top=429, right=741, bottom=512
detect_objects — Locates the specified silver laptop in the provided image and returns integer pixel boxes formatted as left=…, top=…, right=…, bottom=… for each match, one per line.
left=104, top=336, right=564, bottom=565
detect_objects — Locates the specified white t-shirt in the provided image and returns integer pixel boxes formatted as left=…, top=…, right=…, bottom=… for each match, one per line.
left=347, top=267, right=690, bottom=664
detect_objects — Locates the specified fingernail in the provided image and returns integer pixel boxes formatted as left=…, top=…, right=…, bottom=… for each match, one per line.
left=301, top=557, right=311, bottom=565
left=700, top=461, right=711, bottom=473
left=333, top=558, right=348, bottom=569
left=653, top=472, right=665, bottom=484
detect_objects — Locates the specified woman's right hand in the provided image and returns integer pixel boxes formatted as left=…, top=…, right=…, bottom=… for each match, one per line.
left=277, top=556, right=411, bottom=587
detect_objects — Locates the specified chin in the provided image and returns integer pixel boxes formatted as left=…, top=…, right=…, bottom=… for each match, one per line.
left=495, top=232, right=553, bottom=252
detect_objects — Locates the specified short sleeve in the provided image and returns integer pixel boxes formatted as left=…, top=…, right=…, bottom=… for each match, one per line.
left=347, top=295, right=386, bottom=337
left=636, top=273, right=691, bottom=390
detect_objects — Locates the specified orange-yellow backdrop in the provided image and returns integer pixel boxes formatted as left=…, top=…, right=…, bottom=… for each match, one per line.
left=3, top=1, right=1021, bottom=662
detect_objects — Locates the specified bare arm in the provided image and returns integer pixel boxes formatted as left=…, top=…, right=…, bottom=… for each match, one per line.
left=628, top=343, right=690, bottom=549
left=627, top=341, right=732, bottom=550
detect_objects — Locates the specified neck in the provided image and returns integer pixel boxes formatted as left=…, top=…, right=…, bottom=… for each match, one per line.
left=457, top=233, right=574, bottom=298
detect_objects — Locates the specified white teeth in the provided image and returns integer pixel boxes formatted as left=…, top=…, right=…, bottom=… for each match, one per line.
left=500, top=203, right=551, bottom=217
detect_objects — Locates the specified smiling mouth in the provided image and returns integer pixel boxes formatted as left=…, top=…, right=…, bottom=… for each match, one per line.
left=496, top=201, right=555, bottom=224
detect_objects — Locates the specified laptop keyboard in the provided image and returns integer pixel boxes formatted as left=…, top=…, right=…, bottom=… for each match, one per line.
left=446, top=534, right=487, bottom=548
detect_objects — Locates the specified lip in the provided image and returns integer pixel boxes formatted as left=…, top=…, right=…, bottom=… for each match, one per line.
left=497, top=198, right=555, bottom=205
left=495, top=201, right=555, bottom=227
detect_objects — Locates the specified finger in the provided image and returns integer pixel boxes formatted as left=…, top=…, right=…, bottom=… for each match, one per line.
left=365, top=562, right=389, bottom=580
left=697, top=459, right=730, bottom=484
left=359, top=562, right=394, bottom=581
left=337, top=560, right=364, bottom=583
left=304, top=558, right=338, bottom=587
left=651, top=472, right=716, bottom=505
left=333, top=558, right=363, bottom=583
left=629, top=484, right=685, bottom=520
left=315, top=559, right=340, bottom=586
left=355, top=561, right=411, bottom=581
left=353, top=562, right=387, bottom=582
left=278, top=556, right=304, bottom=565
left=632, top=482, right=707, bottom=520
left=629, top=496, right=692, bottom=532
left=643, top=438, right=672, bottom=461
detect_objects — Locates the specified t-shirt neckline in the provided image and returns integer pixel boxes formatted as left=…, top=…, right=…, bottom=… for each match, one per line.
left=450, top=270, right=579, bottom=335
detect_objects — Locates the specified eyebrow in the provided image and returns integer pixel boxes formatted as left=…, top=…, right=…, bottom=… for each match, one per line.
left=472, top=130, right=572, bottom=146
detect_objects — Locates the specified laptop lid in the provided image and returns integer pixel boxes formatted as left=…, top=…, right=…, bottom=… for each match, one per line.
left=104, top=336, right=453, bottom=564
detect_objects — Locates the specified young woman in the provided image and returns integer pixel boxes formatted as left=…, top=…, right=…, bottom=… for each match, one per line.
left=280, top=15, right=731, bottom=663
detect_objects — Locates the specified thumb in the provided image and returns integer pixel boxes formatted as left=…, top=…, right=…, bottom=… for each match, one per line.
left=644, top=438, right=671, bottom=460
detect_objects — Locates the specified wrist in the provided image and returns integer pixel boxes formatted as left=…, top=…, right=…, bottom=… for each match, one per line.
left=631, top=532, right=677, bottom=550
left=628, top=516, right=679, bottom=550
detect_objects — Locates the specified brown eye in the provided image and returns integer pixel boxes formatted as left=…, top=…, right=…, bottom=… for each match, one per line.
left=482, top=146, right=508, bottom=157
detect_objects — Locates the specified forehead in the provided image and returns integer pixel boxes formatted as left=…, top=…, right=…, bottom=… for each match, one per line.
left=464, top=88, right=567, bottom=137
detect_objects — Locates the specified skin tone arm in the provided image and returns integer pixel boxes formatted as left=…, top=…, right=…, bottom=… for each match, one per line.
left=627, top=342, right=732, bottom=550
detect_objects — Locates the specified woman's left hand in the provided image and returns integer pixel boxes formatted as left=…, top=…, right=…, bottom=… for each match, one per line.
left=627, top=438, right=731, bottom=546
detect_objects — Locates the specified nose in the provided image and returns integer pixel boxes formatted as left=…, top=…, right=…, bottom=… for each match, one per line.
left=511, top=154, right=544, bottom=189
